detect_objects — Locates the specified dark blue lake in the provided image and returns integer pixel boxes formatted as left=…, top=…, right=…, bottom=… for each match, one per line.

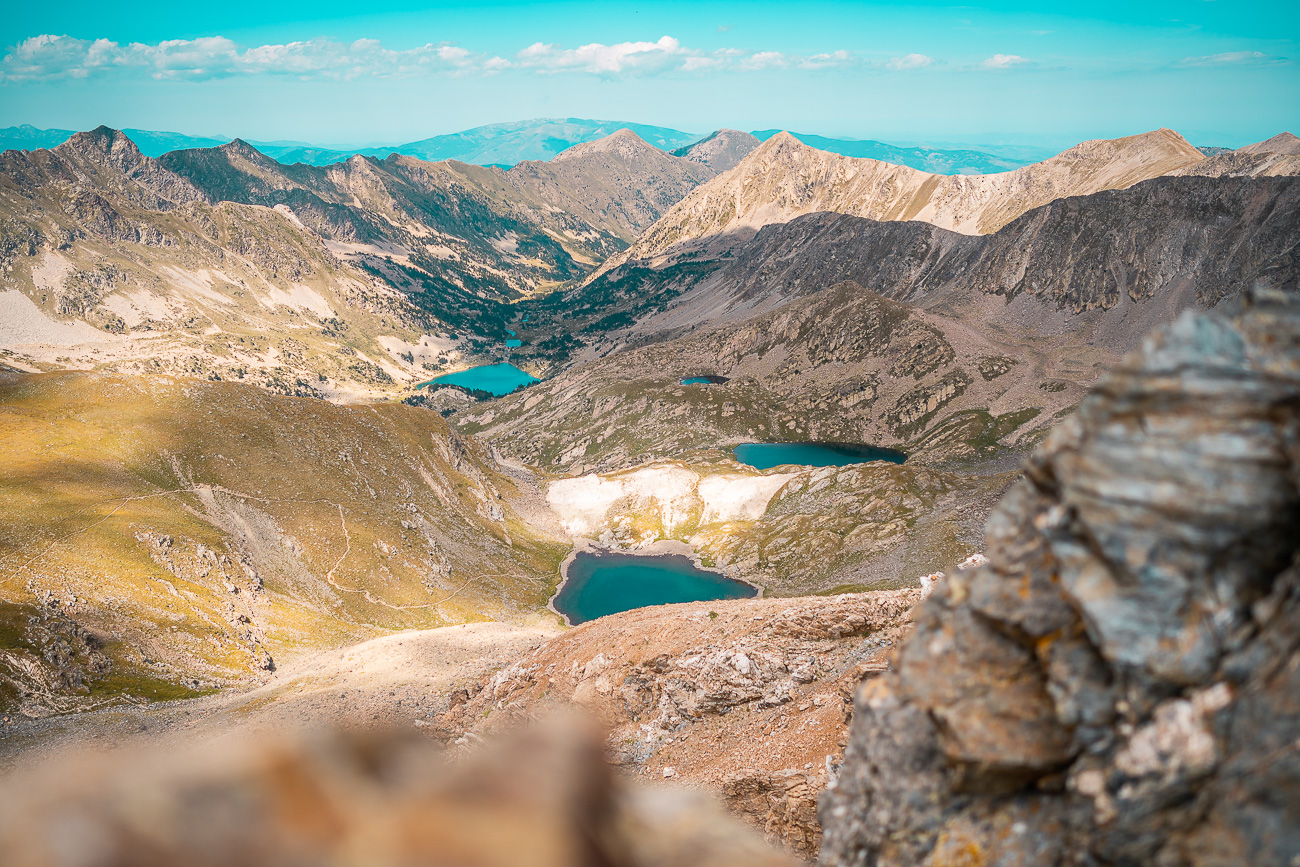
left=733, top=442, right=907, bottom=470
left=553, top=551, right=757, bottom=625
left=420, top=363, right=539, bottom=397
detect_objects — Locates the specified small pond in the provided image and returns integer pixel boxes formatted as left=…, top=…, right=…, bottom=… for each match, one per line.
left=553, top=551, right=757, bottom=625
left=733, top=442, right=907, bottom=470
left=680, top=375, right=730, bottom=385
left=420, top=362, right=539, bottom=397
left=505, top=339, right=523, bottom=348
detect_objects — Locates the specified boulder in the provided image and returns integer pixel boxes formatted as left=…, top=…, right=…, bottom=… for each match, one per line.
left=820, top=289, right=1300, bottom=866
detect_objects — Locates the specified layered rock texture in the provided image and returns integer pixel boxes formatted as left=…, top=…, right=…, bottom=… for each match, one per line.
left=819, top=289, right=1300, bottom=866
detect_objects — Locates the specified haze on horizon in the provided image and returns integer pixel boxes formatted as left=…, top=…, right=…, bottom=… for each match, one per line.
left=0, top=0, right=1297, bottom=149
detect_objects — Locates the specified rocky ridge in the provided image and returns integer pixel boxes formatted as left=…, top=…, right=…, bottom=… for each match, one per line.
left=595, top=128, right=1205, bottom=277
left=819, top=289, right=1300, bottom=865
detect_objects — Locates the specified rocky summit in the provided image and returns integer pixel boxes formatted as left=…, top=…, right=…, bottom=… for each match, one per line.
left=820, top=289, right=1300, bottom=866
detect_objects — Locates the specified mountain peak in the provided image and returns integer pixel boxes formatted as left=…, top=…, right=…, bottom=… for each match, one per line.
left=59, top=126, right=141, bottom=158
left=672, top=129, right=762, bottom=174
left=551, top=128, right=657, bottom=163
left=1238, top=132, right=1300, bottom=156
left=218, top=138, right=266, bottom=159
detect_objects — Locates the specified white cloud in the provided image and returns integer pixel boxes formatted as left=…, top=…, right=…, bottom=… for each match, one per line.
left=885, top=53, right=934, bottom=71
left=980, top=53, right=1030, bottom=69
left=740, top=51, right=789, bottom=71
left=0, top=34, right=498, bottom=82
left=0, top=33, right=866, bottom=82
left=799, top=50, right=855, bottom=70
left=514, top=36, right=689, bottom=76
left=1178, top=50, right=1286, bottom=67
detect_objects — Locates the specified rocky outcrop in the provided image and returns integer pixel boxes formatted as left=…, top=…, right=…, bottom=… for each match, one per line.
left=0, top=720, right=797, bottom=867
left=434, top=591, right=923, bottom=858
left=819, top=289, right=1300, bottom=866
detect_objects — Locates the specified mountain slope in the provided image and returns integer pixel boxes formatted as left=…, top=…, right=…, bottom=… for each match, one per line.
left=0, top=371, right=566, bottom=717
left=519, top=171, right=1299, bottom=367
left=1237, top=131, right=1300, bottom=155
left=598, top=128, right=1206, bottom=275
left=0, top=126, right=726, bottom=392
left=0, top=128, right=483, bottom=397
left=503, top=130, right=715, bottom=249
left=672, top=130, right=762, bottom=174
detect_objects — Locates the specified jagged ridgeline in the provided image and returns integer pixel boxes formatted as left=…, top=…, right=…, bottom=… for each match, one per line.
left=0, top=371, right=566, bottom=717
left=0, top=126, right=737, bottom=397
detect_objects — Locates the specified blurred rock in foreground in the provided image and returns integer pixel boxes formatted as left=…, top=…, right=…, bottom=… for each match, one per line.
left=820, top=288, right=1300, bottom=865
left=0, top=717, right=796, bottom=867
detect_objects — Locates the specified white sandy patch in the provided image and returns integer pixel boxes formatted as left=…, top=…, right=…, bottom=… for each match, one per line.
left=323, top=239, right=412, bottom=264
left=101, top=289, right=183, bottom=327
left=272, top=204, right=307, bottom=231
left=548, top=463, right=795, bottom=538
left=28, top=251, right=74, bottom=293
left=0, top=290, right=106, bottom=348
left=264, top=284, right=335, bottom=318
left=698, top=473, right=796, bottom=523
left=490, top=232, right=519, bottom=255
left=378, top=334, right=459, bottom=369
left=423, top=244, right=459, bottom=260
left=157, top=266, right=233, bottom=306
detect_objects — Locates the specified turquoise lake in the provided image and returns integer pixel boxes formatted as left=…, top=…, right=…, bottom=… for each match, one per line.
left=733, top=442, right=907, bottom=470
left=681, top=375, right=729, bottom=385
left=553, top=551, right=757, bottom=625
left=420, top=363, right=539, bottom=397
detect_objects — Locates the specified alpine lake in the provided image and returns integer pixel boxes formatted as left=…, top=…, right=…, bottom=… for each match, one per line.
left=552, top=550, right=757, bottom=625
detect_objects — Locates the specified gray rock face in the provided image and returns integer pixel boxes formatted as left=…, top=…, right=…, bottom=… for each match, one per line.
left=819, top=289, right=1300, bottom=866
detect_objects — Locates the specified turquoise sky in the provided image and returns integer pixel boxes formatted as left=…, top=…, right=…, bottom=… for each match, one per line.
left=1, top=1, right=1296, bottom=146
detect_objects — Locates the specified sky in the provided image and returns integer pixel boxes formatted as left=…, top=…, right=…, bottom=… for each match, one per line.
left=0, top=0, right=1297, bottom=147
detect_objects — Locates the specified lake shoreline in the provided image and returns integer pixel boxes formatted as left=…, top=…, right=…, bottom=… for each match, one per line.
left=548, top=538, right=763, bottom=628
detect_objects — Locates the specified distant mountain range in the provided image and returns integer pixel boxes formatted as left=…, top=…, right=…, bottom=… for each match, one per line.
left=5, top=118, right=1093, bottom=175
left=0, top=119, right=705, bottom=168
left=751, top=130, right=1040, bottom=173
